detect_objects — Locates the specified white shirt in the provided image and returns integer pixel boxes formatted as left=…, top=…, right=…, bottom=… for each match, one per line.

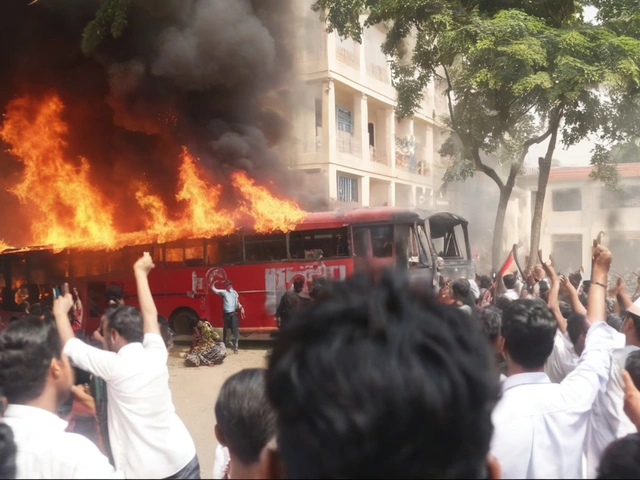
left=3, top=404, right=121, bottom=479
left=544, top=330, right=579, bottom=383
left=585, top=339, right=638, bottom=478
left=64, top=334, right=197, bottom=479
left=504, top=289, right=520, bottom=301
left=211, top=286, right=240, bottom=313
left=212, top=445, right=231, bottom=479
left=491, top=322, right=618, bottom=479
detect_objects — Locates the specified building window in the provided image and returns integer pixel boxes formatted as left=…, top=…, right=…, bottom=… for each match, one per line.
left=601, top=185, right=640, bottom=209
left=551, top=188, right=582, bottom=212
left=551, top=235, right=582, bottom=274
left=337, top=106, right=353, bottom=134
left=337, top=174, right=358, bottom=202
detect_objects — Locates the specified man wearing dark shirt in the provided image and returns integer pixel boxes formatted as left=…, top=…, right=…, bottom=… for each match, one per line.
left=275, top=278, right=310, bottom=328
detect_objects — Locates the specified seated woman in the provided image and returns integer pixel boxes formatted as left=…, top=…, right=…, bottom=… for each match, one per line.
left=181, top=319, right=226, bottom=367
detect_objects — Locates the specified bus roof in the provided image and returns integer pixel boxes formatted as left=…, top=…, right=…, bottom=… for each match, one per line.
left=296, top=207, right=423, bottom=231
left=0, top=207, right=463, bottom=254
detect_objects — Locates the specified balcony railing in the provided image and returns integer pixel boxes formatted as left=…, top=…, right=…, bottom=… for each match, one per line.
left=297, top=138, right=322, bottom=153
left=370, top=146, right=388, bottom=165
left=336, top=46, right=359, bottom=69
left=337, top=136, right=361, bottom=155
left=366, top=63, right=389, bottom=84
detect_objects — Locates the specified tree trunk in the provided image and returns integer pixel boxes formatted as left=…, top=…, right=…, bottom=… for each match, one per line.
left=527, top=122, right=560, bottom=269
left=492, top=185, right=512, bottom=271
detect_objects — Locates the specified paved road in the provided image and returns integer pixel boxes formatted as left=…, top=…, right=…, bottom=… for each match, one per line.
left=168, top=341, right=270, bottom=479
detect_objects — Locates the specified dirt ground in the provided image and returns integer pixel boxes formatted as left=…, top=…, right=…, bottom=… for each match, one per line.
left=168, top=341, right=271, bottom=479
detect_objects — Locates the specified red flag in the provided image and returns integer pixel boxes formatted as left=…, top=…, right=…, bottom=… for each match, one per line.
left=498, top=251, right=515, bottom=278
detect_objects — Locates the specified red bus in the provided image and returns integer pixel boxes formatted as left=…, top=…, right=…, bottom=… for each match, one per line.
left=0, top=207, right=473, bottom=338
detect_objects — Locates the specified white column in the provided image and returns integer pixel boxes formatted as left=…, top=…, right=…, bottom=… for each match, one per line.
left=389, top=182, right=396, bottom=207
left=361, top=175, right=370, bottom=207
left=359, top=19, right=366, bottom=77
left=410, top=184, right=417, bottom=208
left=359, top=94, right=369, bottom=162
left=327, top=32, right=337, bottom=71
left=328, top=164, right=338, bottom=203
left=387, top=108, right=396, bottom=169
left=322, top=77, right=336, bottom=164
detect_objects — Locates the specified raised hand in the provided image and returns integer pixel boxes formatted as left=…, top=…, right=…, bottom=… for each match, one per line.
left=592, top=245, right=612, bottom=272
left=53, top=293, right=74, bottom=319
left=134, top=252, right=155, bottom=276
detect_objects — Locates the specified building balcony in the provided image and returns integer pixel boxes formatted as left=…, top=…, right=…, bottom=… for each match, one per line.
left=369, top=146, right=388, bottom=166
left=366, top=63, right=390, bottom=84
left=335, top=46, right=359, bottom=70
left=337, top=136, right=361, bottom=156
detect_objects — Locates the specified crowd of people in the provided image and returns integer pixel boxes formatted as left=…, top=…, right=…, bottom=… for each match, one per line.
left=2, top=245, right=640, bottom=479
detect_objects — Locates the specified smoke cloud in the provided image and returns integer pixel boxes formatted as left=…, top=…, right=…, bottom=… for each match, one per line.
left=0, top=0, right=301, bottom=244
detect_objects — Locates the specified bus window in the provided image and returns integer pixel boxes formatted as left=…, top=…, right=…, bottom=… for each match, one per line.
left=184, top=239, right=204, bottom=267
left=453, top=224, right=468, bottom=260
left=152, top=246, right=164, bottom=264
left=289, top=227, right=350, bottom=260
left=165, top=247, right=185, bottom=265
left=216, top=233, right=243, bottom=264
left=417, top=225, right=431, bottom=265
left=352, top=227, right=369, bottom=257
left=244, top=233, right=287, bottom=262
left=371, top=225, right=394, bottom=258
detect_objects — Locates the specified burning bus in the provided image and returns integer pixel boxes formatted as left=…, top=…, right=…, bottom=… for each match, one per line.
left=0, top=207, right=473, bottom=338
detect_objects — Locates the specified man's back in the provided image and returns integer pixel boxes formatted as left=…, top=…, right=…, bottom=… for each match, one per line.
left=4, top=404, right=120, bottom=479
left=585, top=344, right=639, bottom=478
left=493, top=376, right=588, bottom=478
left=64, top=333, right=196, bottom=478
left=491, top=322, right=617, bottom=479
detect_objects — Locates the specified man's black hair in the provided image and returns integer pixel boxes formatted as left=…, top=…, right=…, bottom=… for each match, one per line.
left=215, top=368, right=276, bottom=466
left=478, top=306, right=502, bottom=342
left=105, top=285, right=123, bottom=301
left=566, top=313, right=588, bottom=347
left=496, top=295, right=513, bottom=311
left=558, top=301, right=572, bottom=320
left=0, top=387, right=17, bottom=480
left=104, top=305, right=144, bottom=343
left=503, top=274, right=516, bottom=290
left=597, top=433, right=640, bottom=479
left=0, top=316, right=63, bottom=404
left=158, top=314, right=173, bottom=349
left=625, top=351, right=640, bottom=390
left=267, top=270, right=499, bottom=479
left=28, top=303, right=43, bottom=316
left=502, top=299, right=557, bottom=369
left=607, top=313, right=623, bottom=331
left=478, top=275, right=492, bottom=289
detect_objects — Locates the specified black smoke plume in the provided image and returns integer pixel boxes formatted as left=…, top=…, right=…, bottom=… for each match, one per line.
left=0, top=0, right=300, bottom=244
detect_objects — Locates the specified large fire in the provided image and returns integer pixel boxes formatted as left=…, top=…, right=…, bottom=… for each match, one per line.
left=0, top=94, right=306, bottom=252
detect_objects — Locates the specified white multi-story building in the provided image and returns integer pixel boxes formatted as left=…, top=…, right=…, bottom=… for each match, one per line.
left=519, top=163, right=640, bottom=276
left=290, top=2, right=451, bottom=210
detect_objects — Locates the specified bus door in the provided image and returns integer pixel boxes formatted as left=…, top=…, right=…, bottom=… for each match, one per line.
left=427, top=214, right=475, bottom=280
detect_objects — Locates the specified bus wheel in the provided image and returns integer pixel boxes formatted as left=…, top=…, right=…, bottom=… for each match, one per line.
left=169, top=307, right=199, bottom=344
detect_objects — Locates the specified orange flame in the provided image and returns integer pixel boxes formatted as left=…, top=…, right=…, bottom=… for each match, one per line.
left=1, top=94, right=306, bottom=251
left=0, top=94, right=117, bottom=248
left=176, top=148, right=235, bottom=237
left=232, top=171, right=306, bottom=233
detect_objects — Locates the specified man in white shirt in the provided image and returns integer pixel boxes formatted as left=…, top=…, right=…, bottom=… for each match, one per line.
left=211, top=280, right=244, bottom=353
left=544, top=312, right=586, bottom=383
left=502, top=274, right=520, bottom=301
left=491, top=246, right=618, bottom=479
left=0, top=316, right=120, bottom=479
left=584, top=295, right=640, bottom=478
left=54, top=254, right=199, bottom=479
